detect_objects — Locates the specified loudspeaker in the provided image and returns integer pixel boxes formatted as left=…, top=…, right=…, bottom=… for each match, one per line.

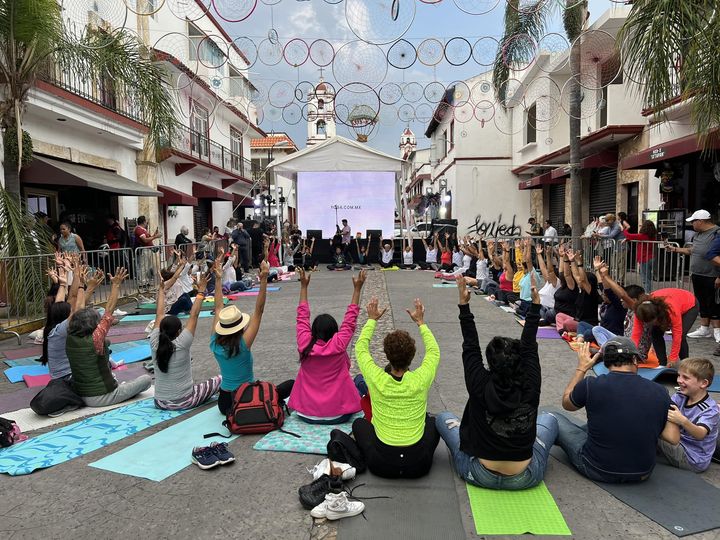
left=306, top=229, right=323, bottom=241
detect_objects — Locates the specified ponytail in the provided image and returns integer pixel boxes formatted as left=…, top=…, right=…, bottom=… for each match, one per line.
left=40, top=302, right=72, bottom=366
left=156, top=316, right=182, bottom=373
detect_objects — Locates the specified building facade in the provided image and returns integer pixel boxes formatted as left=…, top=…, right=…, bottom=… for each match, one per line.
left=250, top=132, right=299, bottom=224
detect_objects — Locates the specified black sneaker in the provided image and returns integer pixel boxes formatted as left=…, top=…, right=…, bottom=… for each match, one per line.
left=210, top=442, right=235, bottom=465
left=298, top=474, right=344, bottom=510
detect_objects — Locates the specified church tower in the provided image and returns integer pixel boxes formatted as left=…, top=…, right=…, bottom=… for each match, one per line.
left=399, top=127, right=416, bottom=159
left=306, top=78, right=336, bottom=147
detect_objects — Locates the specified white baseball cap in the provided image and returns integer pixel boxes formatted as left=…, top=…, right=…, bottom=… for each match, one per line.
left=686, top=209, right=712, bottom=222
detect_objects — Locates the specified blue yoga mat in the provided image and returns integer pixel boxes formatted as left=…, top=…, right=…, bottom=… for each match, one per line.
left=112, top=344, right=151, bottom=365
left=4, top=364, right=49, bottom=383
left=593, top=363, right=720, bottom=392
left=247, top=286, right=280, bottom=292
left=110, top=339, right=148, bottom=353
left=0, top=399, right=187, bottom=476
left=432, top=283, right=457, bottom=288
left=119, top=311, right=214, bottom=323
left=253, top=412, right=362, bottom=455
left=89, top=405, right=232, bottom=481
left=4, top=357, right=41, bottom=367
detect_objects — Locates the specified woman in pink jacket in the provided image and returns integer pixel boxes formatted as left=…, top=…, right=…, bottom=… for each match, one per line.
left=287, top=269, right=366, bottom=424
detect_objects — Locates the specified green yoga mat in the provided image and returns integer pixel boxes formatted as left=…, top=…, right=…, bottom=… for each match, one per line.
left=119, top=311, right=214, bottom=322
left=466, top=482, right=571, bottom=536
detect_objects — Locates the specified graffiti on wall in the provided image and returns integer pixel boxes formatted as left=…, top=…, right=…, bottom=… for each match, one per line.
left=467, top=214, right=522, bottom=237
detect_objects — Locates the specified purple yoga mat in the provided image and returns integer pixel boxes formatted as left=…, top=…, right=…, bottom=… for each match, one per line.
left=536, top=327, right=563, bottom=339
left=0, top=364, right=151, bottom=415
left=3, top=347, right=42, bottom=360
left=108, top=325, right=147, bottom=336
left=109, top=333, right=147, bottom=344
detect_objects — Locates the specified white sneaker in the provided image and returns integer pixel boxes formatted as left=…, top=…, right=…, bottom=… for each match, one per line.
left=324, top=492, right=364, bottom=520
left=113, top=309, right=127, bottom=317
left=715, top=328, right=720, bottom=343
left=29, top=329, right=43, bottom=340
left=144, top=320, right=155, bottom=333
left=310, top=493, right=342, bottom=519
left=688, top=326, right=712, bottom=338
left=308, top=458, right=356, bottom=481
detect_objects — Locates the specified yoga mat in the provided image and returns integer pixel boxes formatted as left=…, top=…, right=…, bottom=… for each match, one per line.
left=109, top=339, right=149, bottom=353
left=338, top=442, right=465, bottom=540
left=537, top=327, right=563, bottom=339
left=0, top=397, right=184, bottom=476
left=253, top=412, right=362, bottom=455
left=4, top=357, right=41, bottom=367
left=111, top=343, right=151, bottom=365
left=499, top=306, right=517, bottom=313
left=119, top=311, right=214, bottom=323
left=4, top=364, right=49, bottom=383
left=3, top=346, right=42, bottom=360
left=593, top=362, right=678, bottom=382
left=247, top=286, right=280, bottom=292
left=109, top=333, right=147, bottom=344
left=137, top=298, right=228, bottom=310
left=6, top=387, right=154, bottom=432
left=108, top=325, right=147, bottom=336
left=466, top=482, right=571, bottom=536
left=22, top=374, right=50, bottom=388
left=89, top=405, right=234, bottom=481
left=550, top=447, right=720, bottom=537
left=226, top=292, right=259, bottom=298
left=432, top=283, right=458, bottom=288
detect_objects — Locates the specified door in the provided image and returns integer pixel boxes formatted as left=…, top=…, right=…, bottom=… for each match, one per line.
left=230, top=126, right=243, bottom=174
left=190, top=101, right=209, bottom=158
left=589, top=168, right=617, bottom=218
left=193, top=199, right=211, bottom=241
left=549, top=182, right=565, bottom=232
left=626, top=182, right=639, bottom=232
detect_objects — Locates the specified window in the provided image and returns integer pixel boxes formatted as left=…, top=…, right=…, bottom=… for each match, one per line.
left=230, top=126, right=244, bottom=173
left=317, top=120, right=326, bottom=136
left=526, top=103, right=537, bottom=144
left=318, top=99, right=324, bottom=111
left=449, top=121, right=455, bottom=149
left=439, top=130, right=448, bottom=160
left=190, top=100, right=209, bottom=157
left=188, top=22, right=203, bottom=62
left=600, top=87, right=608, bottom=128
left=229, top=66, right=246, bottom=98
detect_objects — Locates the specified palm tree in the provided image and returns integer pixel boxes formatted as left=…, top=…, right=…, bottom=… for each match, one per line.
left=620, top=0, right=719, bottom=150
left=0, top=0, right=177, bottom=320
left=493, top=0, right=587, bottom=238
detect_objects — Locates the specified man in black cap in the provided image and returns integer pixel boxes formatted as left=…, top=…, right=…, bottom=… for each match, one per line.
left=551, top=337, right=679, bottom=483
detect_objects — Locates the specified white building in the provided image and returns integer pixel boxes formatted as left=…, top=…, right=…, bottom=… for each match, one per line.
left=250, top=132, right=299, bottom=223
left=306, top=80, right=337, bottom=147
left=16, top=2, right=264, bottom=248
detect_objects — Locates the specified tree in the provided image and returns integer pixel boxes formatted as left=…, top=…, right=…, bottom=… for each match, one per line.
left=620, top=0, right=719, bottom=151
left=493, top=0, right=587, bottom=238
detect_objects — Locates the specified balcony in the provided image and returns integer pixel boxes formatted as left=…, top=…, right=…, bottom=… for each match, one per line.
left=160, top=125, right=252, bottom=183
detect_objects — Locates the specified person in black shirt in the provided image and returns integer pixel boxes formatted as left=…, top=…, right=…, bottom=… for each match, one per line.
left=435, top=274, right=559, bottom=490
left=327, top=246, right=352, bottom=271
left=553, top=337, right=679, bottom=483
left=248, top=222, right=265, bottom=267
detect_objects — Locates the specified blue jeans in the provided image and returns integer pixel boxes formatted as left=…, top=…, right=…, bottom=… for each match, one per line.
left=592, top=326, right=616, bottom=346
left=435, top=411, right=558, bottom=490
left=576, top=321, right=594, bottom=342
left=638, top=260, right=652, bottom=293
left=551, top=412, right=649, bottom=483
left=168, top=293, right=192, bottom=315
left=353, top=374, right=368, bottom=397
left=540, top=306, right=556, bottom=324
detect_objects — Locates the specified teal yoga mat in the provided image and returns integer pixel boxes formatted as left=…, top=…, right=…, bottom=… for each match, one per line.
left=0, top=399, right=188, bottom=476
left=4, top=357, right=41, bottom=367
left=4, top=364, right=49, bottom=383
left=119, top=311, right=214, bottom=323
left=112, top=344, right=151, bottom=365
left=247, top=286, right=280, bottom=292
left=89, top=405, right=232, bottom=481
left=432, top=283, right=458, bottom=288
left=137, top=298, right=228, bottom=310
left=593, top=363, right=720, bottom=392
left=253, top=412, right=362, bottom=455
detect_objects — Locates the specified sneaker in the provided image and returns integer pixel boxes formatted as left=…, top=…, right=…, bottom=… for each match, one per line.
left=210, top=442, right=235, bottom=465
left=688, top=326, right=712, bottom=338
left=298, top=474, right=344, bottom=510
left=144, top=320, right=155, bottom=333
left=191, top=446, right=221, bottom=470
left=113, top=309, right=127, bottom=317
left=324, top=492, right=365, bottom=520
left=308, top=458, right=356, bottom=481
left=310, top=493, right=342, bottom=519
left=715, top=328, right=720, bottom=343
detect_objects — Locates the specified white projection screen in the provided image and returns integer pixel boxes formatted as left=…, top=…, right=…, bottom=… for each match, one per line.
left=297, top=171, right=395, bottom=238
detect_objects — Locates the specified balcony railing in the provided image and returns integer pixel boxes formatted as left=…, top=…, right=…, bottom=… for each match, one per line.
left=165, top=125, right=251, bottom=179
left=39, top=63, right=146, bottom=125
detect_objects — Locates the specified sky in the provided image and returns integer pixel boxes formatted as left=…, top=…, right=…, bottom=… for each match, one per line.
left=210, top=0, right=612, bottom=155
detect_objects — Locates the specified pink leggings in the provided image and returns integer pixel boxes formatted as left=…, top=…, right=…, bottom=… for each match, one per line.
left=555, top=312, right=578, bottom=333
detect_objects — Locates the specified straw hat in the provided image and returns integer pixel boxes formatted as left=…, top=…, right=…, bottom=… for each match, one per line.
left=215, top=305, right=250, bottom=335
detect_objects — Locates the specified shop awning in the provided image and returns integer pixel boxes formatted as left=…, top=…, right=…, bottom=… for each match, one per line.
left=158, top=185, right=197, bottom=206
left=233, top=193, right=253, bottom=207
left=21, top=156, right=160, bottom=197
left=620, top=132, right=720, bottom=170
left=192, top=182, right=232, bottom=201
left=518, top=169, right=569, bottom=190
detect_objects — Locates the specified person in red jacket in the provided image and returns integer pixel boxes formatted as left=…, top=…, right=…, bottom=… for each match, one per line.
left=631, top=289, right=699, bottom=368
left=624, top=220, right=657, bottom=293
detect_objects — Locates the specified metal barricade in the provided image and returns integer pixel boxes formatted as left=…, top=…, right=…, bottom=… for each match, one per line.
left=620, top=240, right=687, bottom=293
left=0, top=252, right=53, bottom=339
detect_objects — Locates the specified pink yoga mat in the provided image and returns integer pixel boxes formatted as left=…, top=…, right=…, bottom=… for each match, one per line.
left=109, top=333, right=147, bottom=344
left=227, top=292, right=259, bottom=298
left=108, top=325, right=147, bottom=336
left=3, top=347, right=42, bottom=360
left=23, top=374, right=50, bottom=388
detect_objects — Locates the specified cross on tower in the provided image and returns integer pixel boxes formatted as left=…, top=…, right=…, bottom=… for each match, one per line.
left=318, top=67, right=325, bottom=79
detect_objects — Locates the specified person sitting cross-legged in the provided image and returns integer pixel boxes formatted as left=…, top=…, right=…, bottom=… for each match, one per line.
left=552, top=337, right=680, bottom=483
left=435, top=274, right=559, bottom=490
left=327, top=245, right=352, bottom=271
left=352, top=297, right=441, bottom=478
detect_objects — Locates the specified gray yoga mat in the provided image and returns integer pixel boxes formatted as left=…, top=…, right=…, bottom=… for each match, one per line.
left=548, top=423, right=720, bottom=537
left=338, top=441, right=466, bottom=540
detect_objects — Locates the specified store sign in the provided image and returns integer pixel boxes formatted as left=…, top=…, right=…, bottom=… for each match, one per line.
left=650, top=148, right=665, bottom=160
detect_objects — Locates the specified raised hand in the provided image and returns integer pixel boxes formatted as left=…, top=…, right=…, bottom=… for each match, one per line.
left=47, top=268, right=59, bottom=284
left=501, top=240, right=510, bottom=252
left=196, top=271, right=210, bottom=293
left=566, top=248, right=575, bottom=261
left=535, top=243, right=544, bottom=255
left=259, top=260, right=270, bottom=281
left=592, top=256, right=605, bottom=271
left=108, top=267, right=128, bottom=286
left=530, top=272, right=540, bottom=304
left=514, top=239, right=521, bottom=249
left=576, top=342, right=599, bottom=373
left=87, top=270, right=105, bottom=291
left=352, top=269, right=367, bottom=289
left=456, top=274, right=470, bottom=305
left=366, top=296, right=388, bottom=321
left=406, top=298, right=425, bottom=326
left=298, top=267, right=311, bottom=287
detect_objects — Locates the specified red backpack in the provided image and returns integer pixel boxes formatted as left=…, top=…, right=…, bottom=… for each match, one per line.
left=224, top=381, right=286, bottom=434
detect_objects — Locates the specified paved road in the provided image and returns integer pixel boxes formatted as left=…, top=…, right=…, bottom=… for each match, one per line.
left=0, top=269, right=717, bottom=539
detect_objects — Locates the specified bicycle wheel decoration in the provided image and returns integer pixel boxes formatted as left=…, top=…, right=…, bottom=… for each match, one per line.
left=493, top=105, right=523, bottom=135
left=261, top=0, right=282, bottom=4
left=153, top=32, right=194, bottom=66
left=378, top=104, right=399, bottom=126
left=63, top=0, right=128, bottom=46
left=402, top=81, right=424, bottom=103
left=211, top=0, right=258, bottom=22
left=474, top=100, right=495, bottom=126
left=168, top=0, right=206, bottom=21
left=283, top=38, right=310, bottom=67
left=294, top=80, right=315, bottom=102
left=268, top=80, right=295, bottom=108
left=258, top=38, right=284, bottom=66
left=502, top=33, right=537, bottom=71
left=415, top=102, right=434, bottom=122
left=496, top=77, right=525, bottom=108
left=397, top=103, right=416, bottom=122
left=309, top=39, right=335, bottom=67
left=433, top=102, right=453, bottom=122
left=444, top=37, right=472, bottom=66
left=448, top=80, right=471, bottom=106
left=471, top=36, right=498, bottom=66
left=417, top=38, right=445, bottom=66
left=250, top=80, right=269, bottom=106
left=302, top=102, right=319, bottom=122
left=452, top=0, right=500, bottom=15
left=508, top=0, right=548, bottom=14
left=470, top=78, right=494, bottom=104
left=424, top=81, right=446, bottom=103
left=333, top=40, right=387, bottom=89
left=524, top=76, right=561, bottom=131
left=573, top=30, right=622, bottom=90
left=124, top=0, right=164, bottom=16
left=560, top=79, right=601, bottom=119
left=537, top=32, right=569, bottom=73
left=379, top=82, right=403, bottom=104
left=197, top=35, right=229, bottom=70
left=345, top=0, right=416, bottom=45
left=265, top=105, right=283, bottom=123
left=232, top=37, right=258, bottom=68
left=282, top=103, right=303, bottom=125
left=453, top=102, right=475, bottom=123
left=387, top=39, right=417, bottom=69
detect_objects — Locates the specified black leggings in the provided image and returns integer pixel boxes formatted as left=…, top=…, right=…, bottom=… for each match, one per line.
left=692, top=274, right=720, bottom=320
left=650, top=302, right=699, bottom=365
left=218, top=379, right=294, bottom=416
left=352, top=416, right=440, bottom=479
left=379, top=261, right=394, bottom=268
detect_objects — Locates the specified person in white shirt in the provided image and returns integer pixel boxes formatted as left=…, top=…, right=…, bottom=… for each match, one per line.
left=399, top=236, right=416, bottom=269
left=451, top=244, right=463, bottom=268
left=379, top=241, right=395, bottom=268
left=418, top=233, right=440, bottom=270
left=543, top=219, right=558, bottom=243
left=535, top=243, right=560, bottom=324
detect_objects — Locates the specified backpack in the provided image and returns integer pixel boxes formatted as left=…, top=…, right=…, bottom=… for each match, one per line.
left=30, top=378, right=84, bottom=416
left=223, top=381, right=286, bottom=435
left=0, top=417, right=27, bottom=448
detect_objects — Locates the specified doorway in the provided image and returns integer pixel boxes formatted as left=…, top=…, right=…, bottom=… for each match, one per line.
left=625, top=182, right=639, bottom=232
